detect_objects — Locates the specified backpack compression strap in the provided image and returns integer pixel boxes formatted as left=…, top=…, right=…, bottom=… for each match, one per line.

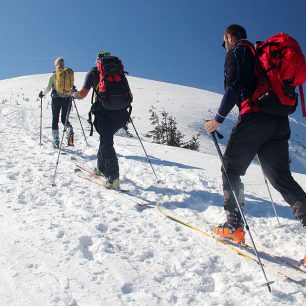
left=299, top=85, right=306, bottom=117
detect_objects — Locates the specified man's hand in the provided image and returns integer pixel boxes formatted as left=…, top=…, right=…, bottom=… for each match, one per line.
left=39, top=91, right=44, bottom=99
left=72, top=91, right=81, bottom=99
left=204, top=119, right=220, bottom=134
left=70, top=87, right=80, bottom=99
left=69, top=86, right=77, bottom=96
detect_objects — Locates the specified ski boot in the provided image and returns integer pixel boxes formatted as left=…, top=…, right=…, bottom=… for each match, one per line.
left=116, top=126, right=133, bottom=137
left=212, top=222, right=245, bottom=244
left=103, top=177, right=120, bottom=191
left=93, top=162, right=105, bottom=177
left=52, top=129, right=60, bottom=149
left=93, top=167, right=103, bottom=176
left=66, top=124, right=74, bottom=146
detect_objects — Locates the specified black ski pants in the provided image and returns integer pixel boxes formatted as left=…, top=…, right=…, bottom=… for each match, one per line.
left=51, top=96, right=72, bottom=130
left=95, top=108, right=129, bottom=180
left=222, top=112, right=306, bottom=225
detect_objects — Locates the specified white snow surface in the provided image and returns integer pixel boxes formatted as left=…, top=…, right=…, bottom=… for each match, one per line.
left=0, top=73, right=305, bottom=306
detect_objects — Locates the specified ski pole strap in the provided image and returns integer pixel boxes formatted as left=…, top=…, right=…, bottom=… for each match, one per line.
left=88, top=88, right=96, bottom=137
left=91, top=88, right=95, bottom=105
left=214, top=130, right=224, bottom=139
left=211, top=132, right=224, bottom=159
left=299, top=85, right=306, bottom=117
left=127, top=105, right=132, bottom=121
left=88, top=111, right=93, bottom=136
left=210, top=129, right=224, bottom=140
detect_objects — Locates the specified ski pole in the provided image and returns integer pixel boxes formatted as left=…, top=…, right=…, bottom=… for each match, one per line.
left=73, top=98, right=89, bottom=146
left=40, top=96, right=43, bottom=146
left=256, top=155, right=281, bottom=226
left=211, top=131, right=273, bottom=292
left=129, top=118, right=160, bottom=183
left=51, top=97, right=73, bottom=186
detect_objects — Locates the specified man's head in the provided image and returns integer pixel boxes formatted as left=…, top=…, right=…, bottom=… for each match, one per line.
left=54, top=57, right=64, bottom=67
left=96, top=50, right=111, bottom=62
left=222, top=24, right=247, bottom=51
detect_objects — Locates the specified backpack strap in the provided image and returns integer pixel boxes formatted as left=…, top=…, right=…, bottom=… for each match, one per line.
left=88, top=89, right=95, bottom=136
left=299, top=85, right=306, bottom=117
left=127, top=105, right=132, bottom=122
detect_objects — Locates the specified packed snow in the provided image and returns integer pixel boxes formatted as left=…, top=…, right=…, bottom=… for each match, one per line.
left=0, top=74, right=305, bottom=306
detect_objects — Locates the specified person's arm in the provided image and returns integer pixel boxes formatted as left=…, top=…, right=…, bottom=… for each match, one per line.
left=71, top=68, right=95, bottom=99
left=42, top=74, right=55, bottom=95
left=215, top=85, right=241, bottom=123
left=73, top=88, right=90, bottom=99
left=205, top=51, right=241, bottom=133
left=205, top=85, right=241, bottom=133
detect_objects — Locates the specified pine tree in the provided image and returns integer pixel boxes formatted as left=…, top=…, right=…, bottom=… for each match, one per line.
left=146, top=107, right=200, bottom=151
left=145, top=107, right=163, bottom=144
left=182, top=133, right=200, bottom=151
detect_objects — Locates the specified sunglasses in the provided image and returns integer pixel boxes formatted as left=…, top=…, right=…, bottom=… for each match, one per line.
left=222, top=40, right=226, bottom=49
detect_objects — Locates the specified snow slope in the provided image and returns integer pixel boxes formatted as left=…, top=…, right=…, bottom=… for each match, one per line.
left=0, top=74, right=305, bottom=306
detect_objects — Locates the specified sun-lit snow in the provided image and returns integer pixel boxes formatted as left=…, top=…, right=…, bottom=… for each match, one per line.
left=0, top=73, right=305, bottom=305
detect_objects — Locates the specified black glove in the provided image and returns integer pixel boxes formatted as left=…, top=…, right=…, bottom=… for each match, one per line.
left=39, top=91, right=44, bottom=98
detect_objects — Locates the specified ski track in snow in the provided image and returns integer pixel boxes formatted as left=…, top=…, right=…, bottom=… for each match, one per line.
left=0, top=75, right=305, bottom=306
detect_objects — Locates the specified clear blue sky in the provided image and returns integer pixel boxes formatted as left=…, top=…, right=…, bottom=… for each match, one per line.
left=1, top=0, right=305, bottom=94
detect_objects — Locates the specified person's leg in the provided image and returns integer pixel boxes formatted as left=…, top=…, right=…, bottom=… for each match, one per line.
left=101, top=127, right=119, bottom=180
left=95, top=111, right=119, bottom=180
left=60, top=97, right=74, bottom=145
left=221, top=115, right=268, bottom=226
left=102, top=108, right=129, bottom=179
left=51, top=98, right=61, bottom=147
left=213, top=114, right=278, bottom=243
left=258, top=117, right=306, bottom=226
left=60, top=97, right=72, bottom=127
left=51, top=97, right=61, bottom=130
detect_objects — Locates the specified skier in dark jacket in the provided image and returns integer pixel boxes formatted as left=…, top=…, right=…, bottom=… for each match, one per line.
left=205, top=24, right=306, bottom=245
left=71, top=51, right=131, bottom=190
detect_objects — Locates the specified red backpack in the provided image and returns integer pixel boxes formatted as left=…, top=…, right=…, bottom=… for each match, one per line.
left=248, top=33, right=306, bottom=117
left=96, top=55, right=132, bottom=110
left=88, top=55, right=133, bottom=136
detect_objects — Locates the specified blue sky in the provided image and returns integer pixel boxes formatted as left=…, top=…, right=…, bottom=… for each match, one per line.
left=1, top=0, right=305, bottom=94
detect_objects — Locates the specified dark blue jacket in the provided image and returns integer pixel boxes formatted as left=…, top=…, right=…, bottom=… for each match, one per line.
left=215, top=40, right=257, bottom=123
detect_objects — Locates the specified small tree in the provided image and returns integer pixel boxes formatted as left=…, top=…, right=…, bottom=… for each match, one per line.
left=146, top=107, right=200, bottom=151
left=182, top=133, right=200, bottom=151
left=162, top=111, right=184, bottom=147
left=145, top=108, right=164, bottom=144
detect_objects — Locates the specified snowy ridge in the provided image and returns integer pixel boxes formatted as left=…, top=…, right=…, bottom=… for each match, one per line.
left=0, top=74, right=305, bottom=305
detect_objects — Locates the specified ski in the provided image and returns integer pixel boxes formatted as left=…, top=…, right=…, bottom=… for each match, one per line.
left=156, top=204, right=306, bottom=285
left=74, top=167, right=129, bottom=192
left=74, top=163, right=154, bottom=209
left=241, top=241, right=306, bottom=274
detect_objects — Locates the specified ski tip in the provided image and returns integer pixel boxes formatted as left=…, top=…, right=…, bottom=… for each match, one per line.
left=135, top=203, right=155, bottom=212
